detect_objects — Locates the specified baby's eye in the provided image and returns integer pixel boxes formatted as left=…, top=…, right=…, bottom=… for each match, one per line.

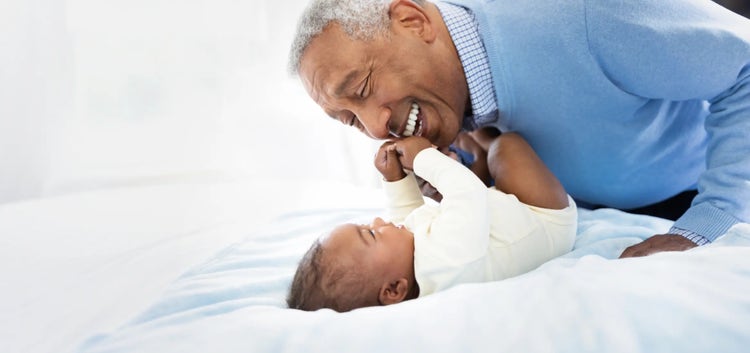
left=368, top=229, right=375, bottom=239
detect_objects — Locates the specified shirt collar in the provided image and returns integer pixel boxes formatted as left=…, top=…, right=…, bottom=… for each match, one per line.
left=433, top=1, right=499, bottom=129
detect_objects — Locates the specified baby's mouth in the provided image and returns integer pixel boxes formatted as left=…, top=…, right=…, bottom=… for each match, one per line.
left=402, top=102, right=422, bottom=137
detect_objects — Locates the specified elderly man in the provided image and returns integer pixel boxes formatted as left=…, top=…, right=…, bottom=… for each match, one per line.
left=288, top=0, right=750, bottom=258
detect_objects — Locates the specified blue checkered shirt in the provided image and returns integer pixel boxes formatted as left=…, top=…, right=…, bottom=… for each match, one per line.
left=434, top=2, right=499, bottom=131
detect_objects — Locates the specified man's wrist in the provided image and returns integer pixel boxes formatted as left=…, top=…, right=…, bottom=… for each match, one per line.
left=669, top=226, right=710, bottom=246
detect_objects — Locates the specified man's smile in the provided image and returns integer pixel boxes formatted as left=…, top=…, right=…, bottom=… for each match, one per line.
left=393, top=101, right=424, bottom=137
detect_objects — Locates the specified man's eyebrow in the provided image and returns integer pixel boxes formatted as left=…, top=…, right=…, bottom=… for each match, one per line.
left=324, top=109, right=346, bottom=123
left=334, top=70, right=360, bottom=97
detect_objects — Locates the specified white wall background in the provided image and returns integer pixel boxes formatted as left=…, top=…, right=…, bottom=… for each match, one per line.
left=0, top=0, right=380, bottom=204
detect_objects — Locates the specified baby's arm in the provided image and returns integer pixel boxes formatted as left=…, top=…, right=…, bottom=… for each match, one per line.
left=390, top=137, right=433, bottom=171
left=487, top=132, right=569, bottom=209
left=374, top=141, right=407, bottom=182
left=392, top=137, right=488, bottom=216
left=403, top=138, right=490, bottom=263
left=374, top=141, right=424, bottom=223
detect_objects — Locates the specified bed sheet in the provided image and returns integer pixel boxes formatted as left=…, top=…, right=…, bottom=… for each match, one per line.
left=74, top=207, right=750, bottom=353
left=0, top=179, right=385, bottom=353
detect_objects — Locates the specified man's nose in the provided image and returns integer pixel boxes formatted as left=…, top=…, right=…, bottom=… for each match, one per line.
left=354, top=105, right=393, bottom=140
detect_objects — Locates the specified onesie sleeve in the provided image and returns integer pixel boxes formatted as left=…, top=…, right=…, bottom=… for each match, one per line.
left=412, top=148, right=489, bottom=261
left=381, top=172, right=424, bottom=224
left=585, top=0, right=750, bottom=240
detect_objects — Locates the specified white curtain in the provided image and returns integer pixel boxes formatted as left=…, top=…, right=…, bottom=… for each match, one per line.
left=0, top=0, right=380, bottom=204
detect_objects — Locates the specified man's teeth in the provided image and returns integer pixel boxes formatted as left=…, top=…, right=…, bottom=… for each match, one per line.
left=404, top=102, right=420, bottom=137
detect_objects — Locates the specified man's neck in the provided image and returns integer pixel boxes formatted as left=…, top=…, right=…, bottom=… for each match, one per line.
left=425, top=1, right=471, bottom=116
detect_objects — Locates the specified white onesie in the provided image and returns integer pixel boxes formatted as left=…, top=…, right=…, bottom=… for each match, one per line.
left=382, top=148, right=577, bottom=296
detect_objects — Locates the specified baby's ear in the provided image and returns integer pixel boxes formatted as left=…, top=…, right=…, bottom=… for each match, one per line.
left=378, top=278, right=410, bottom=305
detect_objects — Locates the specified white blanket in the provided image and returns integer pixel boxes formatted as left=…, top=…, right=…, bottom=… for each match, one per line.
left=0, top=180, right=383, bottom=353
left=75, top=207, right=750, bottom=353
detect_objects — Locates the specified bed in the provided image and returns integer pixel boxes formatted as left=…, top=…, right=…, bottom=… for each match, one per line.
left=2, top=179, right=749, bottom=353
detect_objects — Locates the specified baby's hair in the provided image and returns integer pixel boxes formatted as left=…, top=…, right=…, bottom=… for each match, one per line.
left=287, top=236, right=376, bottom=312
left=287, top=239, right=326, bottom=310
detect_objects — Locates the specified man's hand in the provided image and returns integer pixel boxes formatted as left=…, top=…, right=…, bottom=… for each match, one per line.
left=619, top=234, right=698, bottom=258
left=374, top=141, right=406, bottom=182
left=392, top=136, right=433, bottom=171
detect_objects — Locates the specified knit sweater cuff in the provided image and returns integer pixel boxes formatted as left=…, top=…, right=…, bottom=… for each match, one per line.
left=672, top=202, right=741, bottom=242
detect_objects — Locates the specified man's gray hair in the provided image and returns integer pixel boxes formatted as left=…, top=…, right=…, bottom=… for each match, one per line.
left=288, top=0, right=426, bottom=76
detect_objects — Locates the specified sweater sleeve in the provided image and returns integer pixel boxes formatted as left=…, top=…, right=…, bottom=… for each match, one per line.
left=585, top=0, right=750, bottom=241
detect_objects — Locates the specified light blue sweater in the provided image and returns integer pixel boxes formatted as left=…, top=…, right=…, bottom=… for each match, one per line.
left=448, top=0, right=750, bottom=241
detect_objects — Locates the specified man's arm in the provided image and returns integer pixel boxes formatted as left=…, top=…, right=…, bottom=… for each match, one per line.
left=585, top=0, right=750, bottom=256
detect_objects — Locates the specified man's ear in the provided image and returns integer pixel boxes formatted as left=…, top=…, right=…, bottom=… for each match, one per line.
left=378, top=278, right=410, bottom=305
left=389, top=0, right=436, bottom=42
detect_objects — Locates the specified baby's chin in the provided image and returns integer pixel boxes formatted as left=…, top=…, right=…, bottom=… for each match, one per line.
left=397, top=225, right=417, bottom=239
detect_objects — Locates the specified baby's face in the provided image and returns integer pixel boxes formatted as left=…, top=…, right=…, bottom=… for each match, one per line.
left=323, top=217, right=415, bottom=282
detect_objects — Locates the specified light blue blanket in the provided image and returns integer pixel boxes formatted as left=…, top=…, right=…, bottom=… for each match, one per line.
left=78, top=208, right=750, bottom=353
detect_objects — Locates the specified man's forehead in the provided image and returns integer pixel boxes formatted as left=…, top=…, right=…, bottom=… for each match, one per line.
left=299, top=23, right=380, bottom=108
left=300, top=57, right=359, bottom=109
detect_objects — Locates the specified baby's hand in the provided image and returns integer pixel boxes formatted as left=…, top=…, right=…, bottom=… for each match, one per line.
left=374, top=141, right=407, bottom=181
left=392, top=136, right=433, bottom=171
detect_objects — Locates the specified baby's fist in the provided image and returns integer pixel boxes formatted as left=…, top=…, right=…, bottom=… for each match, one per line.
left=374, top=142, right=406, bottom=181
left=393, top=136, right=433, bottom=170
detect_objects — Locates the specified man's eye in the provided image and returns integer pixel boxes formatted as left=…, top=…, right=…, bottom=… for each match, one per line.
left=349, top=116, right=366, bottom=133
left=359, top=73, right=371, bottom=98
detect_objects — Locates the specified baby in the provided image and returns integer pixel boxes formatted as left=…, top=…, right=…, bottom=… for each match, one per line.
left=418, top=129, right=500, bottom=202
left=287, top=132, right=577, bottom=312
